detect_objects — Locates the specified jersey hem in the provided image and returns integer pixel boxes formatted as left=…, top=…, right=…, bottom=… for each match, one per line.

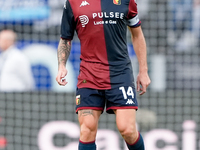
left=77, top=84, right=112, bottom=90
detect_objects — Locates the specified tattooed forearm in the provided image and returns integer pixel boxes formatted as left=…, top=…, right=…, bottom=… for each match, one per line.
left=57, top=38, right=71, bottom=66
left=78, top=110, right=94, bottom=117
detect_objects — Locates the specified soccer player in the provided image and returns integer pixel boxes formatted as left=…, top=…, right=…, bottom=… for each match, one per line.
left=56, top=0, right=151, bottom=149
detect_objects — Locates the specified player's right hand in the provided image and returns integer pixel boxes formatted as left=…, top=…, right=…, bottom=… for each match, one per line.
left=56, top=66, right=68, bottom=86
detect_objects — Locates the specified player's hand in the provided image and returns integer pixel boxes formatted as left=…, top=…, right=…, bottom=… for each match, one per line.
left=56, top=66, right=68, bottom=86
left=136, top=71, right=151, bottom=95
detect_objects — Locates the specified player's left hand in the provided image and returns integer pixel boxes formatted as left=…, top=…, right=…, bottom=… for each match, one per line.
left=136, top=72, right=151, bottom=95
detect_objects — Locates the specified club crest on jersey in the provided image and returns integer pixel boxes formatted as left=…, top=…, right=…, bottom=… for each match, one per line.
left=76, top=95, right=81, bottom=105
left=113, top=0, right=121, bottom=5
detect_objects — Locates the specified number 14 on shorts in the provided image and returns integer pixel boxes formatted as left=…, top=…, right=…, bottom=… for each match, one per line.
left=119, top=86, right=134, bottom=99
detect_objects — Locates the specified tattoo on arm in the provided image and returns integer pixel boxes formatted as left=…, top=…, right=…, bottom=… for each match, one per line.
left=79, top=110, right=94, bottom=117
left=57, top=39, right=71, bottom=66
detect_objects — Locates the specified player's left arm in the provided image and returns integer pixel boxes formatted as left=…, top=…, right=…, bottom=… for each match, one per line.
left=129, top=26, right=151, bottom=95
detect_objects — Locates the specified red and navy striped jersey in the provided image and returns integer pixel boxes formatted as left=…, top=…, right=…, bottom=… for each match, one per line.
left=61, top=0, right=141, bottom=89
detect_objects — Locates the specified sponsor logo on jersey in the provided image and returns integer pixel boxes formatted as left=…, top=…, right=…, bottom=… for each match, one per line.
left=113, top=0, right=121, bottom=5
left=79, top=15, right=89, bottom=27
left=76, top=95, right=81, bottom=105
left=92, top=12, right=124, bottom=19
left=126, top=99, right=135, bottom=105
left=80, top=1, right=90, bottom=7
left=79, top=12, right=124, bottom=27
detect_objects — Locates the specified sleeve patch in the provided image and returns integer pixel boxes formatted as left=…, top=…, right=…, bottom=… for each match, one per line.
left=127, top=14, right=140, bottom=26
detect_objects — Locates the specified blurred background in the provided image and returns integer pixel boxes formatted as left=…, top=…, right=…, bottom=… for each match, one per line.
left=0, top=0, right=200, bottom=150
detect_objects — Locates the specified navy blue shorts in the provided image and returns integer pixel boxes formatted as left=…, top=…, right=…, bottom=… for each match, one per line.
left=75, top=86, right=138, bottom=114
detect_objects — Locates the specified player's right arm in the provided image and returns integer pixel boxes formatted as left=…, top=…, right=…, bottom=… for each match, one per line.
left=56, top=38, right=71, bottom=86
left=56, top=0, right=75, bottom=86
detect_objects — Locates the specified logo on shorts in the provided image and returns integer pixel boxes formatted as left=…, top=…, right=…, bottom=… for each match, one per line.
left=113, top=0, right=121, bottom=5
left=76, top=95, right=81, bottom=105
left=79, top=15, right=89, bottom=27
left=126, top=99, right=135, bottom=105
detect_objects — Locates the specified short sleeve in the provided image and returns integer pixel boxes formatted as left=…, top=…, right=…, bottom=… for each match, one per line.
left=126, top=0, right=141, bottom=27
left=61, top=0, right=76, bottom=40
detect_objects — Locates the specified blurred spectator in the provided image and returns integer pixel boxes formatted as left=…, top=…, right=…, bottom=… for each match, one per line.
left=168, top=0, right=199, bottom=51
left=0, top=29, right=34, bottom=91
left=169, top=0, right=193, bottom=33
left=136, top=0, right=150, bottom=19
left=192, top=0, right=200, bottom=40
